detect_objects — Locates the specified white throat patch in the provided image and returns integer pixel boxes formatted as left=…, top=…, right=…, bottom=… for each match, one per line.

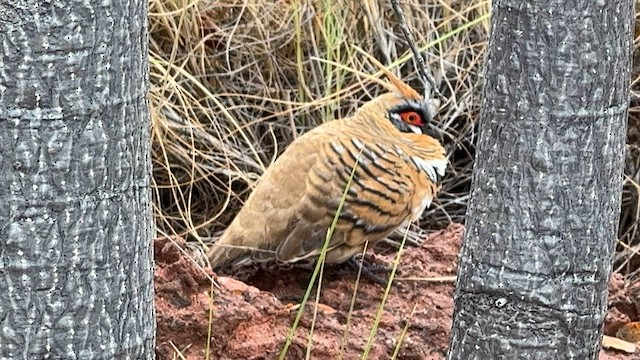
left=410, top=157, right=447, bottom=183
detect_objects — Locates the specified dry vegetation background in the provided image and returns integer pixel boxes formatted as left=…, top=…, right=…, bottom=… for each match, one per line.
left=147, top=0, right=640, bottom=281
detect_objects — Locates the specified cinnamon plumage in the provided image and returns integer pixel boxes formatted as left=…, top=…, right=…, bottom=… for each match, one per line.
left=207, top=59, right=447, bottom=270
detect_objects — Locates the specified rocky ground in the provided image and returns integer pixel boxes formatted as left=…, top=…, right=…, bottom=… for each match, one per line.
left=153, top=224, right=640, bottom=359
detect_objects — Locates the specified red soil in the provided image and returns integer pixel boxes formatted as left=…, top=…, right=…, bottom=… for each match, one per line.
left=154, top=224, right=640, bottom=359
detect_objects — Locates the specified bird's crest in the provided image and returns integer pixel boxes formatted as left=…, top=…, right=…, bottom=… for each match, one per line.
left=353, top=46, right=422, bottom=101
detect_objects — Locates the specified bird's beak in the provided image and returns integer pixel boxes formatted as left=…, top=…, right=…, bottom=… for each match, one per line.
left=422, top=123, right=444, bottom=143
left=420, top=102, right=444, bottom=142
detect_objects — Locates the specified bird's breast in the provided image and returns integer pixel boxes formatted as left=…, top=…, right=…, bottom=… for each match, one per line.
left=411, top=192, right=433, bottom=221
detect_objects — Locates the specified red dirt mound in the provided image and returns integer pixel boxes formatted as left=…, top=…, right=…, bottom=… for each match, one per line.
left=154, top=224, right=640, bottom=359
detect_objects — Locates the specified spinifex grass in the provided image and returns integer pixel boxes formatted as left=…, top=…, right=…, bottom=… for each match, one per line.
left=390, top=303, right=419, bottom=360
left=361, top=221, right=412, bottom=359
left=337, top=243, right=368, bottom=360
left=318, top=0, right=348, bottom=121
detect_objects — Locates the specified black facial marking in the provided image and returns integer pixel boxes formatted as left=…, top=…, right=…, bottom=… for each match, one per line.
left=388, top=100, right=440, bottom=140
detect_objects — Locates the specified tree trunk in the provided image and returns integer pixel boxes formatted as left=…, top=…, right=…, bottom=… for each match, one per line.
left=0, top=0, right=154, bottom=358
left=448, top=1, right=634, bottom=359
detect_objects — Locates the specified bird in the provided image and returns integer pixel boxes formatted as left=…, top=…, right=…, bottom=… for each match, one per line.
left=207, top=54, right=447, bottom=275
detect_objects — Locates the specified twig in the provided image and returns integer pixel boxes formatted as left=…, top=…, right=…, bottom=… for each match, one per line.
left=389, top=0, right=444, bottom=102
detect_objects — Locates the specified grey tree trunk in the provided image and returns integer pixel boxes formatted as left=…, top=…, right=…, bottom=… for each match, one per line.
left=448, top=1, right=634, bottom=359
left=0, top=0, right=154, bottom=358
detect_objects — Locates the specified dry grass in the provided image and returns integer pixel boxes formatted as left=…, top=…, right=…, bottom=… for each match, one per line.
left=147, top=0, right=640, bottom=280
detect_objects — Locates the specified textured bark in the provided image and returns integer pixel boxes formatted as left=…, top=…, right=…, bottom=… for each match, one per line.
left=448, top=0, right=634, bottom=359
left=0, top=0, right=154, bottom=359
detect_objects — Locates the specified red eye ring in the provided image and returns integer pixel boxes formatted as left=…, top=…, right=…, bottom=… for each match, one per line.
left=399, top=111, right=423, bottom=126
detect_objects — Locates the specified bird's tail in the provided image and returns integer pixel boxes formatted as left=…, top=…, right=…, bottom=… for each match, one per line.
left=206, top=230, right=249, bottom=270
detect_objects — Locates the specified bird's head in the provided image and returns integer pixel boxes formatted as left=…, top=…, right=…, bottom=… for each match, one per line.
left=366, top=92, right=442, bottom=142
left=352, top=55, right=443, bottom=143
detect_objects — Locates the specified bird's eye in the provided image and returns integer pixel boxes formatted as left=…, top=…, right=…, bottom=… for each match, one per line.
left=399, top=111, right=423, bottom=126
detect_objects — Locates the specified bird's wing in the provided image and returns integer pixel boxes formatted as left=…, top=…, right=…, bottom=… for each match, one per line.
left=275, top=136, right=418, bottom=262
left=206, top=126, right=332, bottom=268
